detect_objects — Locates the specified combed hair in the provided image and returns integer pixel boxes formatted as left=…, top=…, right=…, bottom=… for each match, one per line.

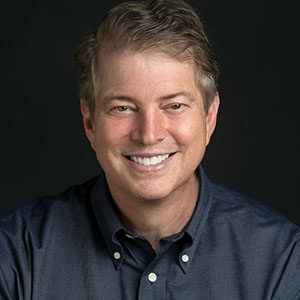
left=74, top=0, right=219, bottom=118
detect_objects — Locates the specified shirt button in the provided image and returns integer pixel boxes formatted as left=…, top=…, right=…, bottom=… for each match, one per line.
left=181, top=254, right=189, bottom=263
left=113, top=251, right=121, bottom=260
left=148, top=272, right=157, bottom=283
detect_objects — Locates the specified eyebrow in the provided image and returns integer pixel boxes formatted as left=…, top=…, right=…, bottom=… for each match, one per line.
left=101, top=91, right=196, bottom=105
left=159, top=91, right=196, bottom=102
left=100, top=95, right=133, bottom=106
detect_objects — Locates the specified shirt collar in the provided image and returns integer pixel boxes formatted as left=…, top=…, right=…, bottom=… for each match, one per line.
left=176, top=165, right=213, bottom=273
left=90, top=171, right=126, bottom=270
left=90, top=165, right=213, bottom=272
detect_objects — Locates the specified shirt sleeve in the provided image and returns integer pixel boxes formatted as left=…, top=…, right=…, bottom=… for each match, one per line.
left=0, top=242, right=16, bottom=300
left=0, top=211, right=31, bottom=300
left=272, top=233, right=300, bottom=300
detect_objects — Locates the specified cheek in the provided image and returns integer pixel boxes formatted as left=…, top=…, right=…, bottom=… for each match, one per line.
left=94, top=118, right=132, bottom=149
left=169, top=113, right=206, bottom=145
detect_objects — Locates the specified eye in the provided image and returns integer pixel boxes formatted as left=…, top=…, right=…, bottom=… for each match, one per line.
left=170, top=103, right=183, bottom=110
left=108, top=104, right=136, bottom=117
left=115, top=106, right=128, bottom=112
left=164, top=102, right=187, bottom=115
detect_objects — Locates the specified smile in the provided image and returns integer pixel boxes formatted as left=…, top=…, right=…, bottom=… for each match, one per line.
left=129, top=154, right=170, bottom=166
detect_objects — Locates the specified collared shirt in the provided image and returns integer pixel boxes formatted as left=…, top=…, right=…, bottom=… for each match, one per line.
left=0, top=166, right=299, bottom=299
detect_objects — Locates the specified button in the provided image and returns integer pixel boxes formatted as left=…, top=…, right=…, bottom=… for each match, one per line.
left=181, top=254, right=189, bottom=263
left=125, top=233, right=134, bottom=239
left=148, top=272, right=157, bottom=283
left=113, top=251, right=121, bottom=260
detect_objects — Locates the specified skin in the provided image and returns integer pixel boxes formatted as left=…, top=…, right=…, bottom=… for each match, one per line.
left=81, top=49, right=219, bottom=250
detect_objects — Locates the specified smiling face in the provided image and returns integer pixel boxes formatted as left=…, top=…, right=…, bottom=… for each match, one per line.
left=81, top=50, right=219, bottom=202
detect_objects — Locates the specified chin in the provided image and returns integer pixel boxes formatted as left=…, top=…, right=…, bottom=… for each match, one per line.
left=129, top=181, right=178, bottom=201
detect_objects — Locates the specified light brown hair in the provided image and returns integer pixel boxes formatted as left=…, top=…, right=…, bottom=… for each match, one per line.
left=74, top=0, right=219, bottom=118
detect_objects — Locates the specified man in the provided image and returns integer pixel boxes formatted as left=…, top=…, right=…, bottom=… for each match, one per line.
left=0, top=0, right=299, bottom=299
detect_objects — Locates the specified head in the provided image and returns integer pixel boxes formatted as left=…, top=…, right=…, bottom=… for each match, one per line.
left=74, top=0, right=218, bottom=119
left=75, top=0, right=220, bottom=204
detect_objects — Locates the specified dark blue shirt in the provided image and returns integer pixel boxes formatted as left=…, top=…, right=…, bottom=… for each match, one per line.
left=0, top=167, right=300, bottom=299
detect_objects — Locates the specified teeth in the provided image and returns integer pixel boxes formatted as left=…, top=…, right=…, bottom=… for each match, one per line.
left=130, top=154, right=170, bottom=166
left=143, top=157, right=150, bottom=166
left=149, top=157, right=157, bottom=165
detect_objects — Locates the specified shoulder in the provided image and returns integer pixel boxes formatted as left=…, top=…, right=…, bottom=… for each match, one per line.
left=0, top=176, right=100, bottom=298
left=207, top=180, right=300, bottom=259
left=210, top=180, right=299, bottom=231
left=208, top=181, right=300, bottom=298
left=0, top=175, right=99, bottom=253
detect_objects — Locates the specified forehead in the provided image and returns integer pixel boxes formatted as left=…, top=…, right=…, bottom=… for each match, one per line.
left=96, top=49, right=200, bottom=100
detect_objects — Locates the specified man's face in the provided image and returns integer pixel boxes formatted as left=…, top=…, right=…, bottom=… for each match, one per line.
left=81, top=50, right=219, bottom=201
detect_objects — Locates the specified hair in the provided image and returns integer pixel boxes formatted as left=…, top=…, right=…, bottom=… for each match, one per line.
left=74, top=0, right=219, bottom=118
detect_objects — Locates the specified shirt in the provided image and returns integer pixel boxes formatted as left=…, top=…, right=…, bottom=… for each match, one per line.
left=0, top=166, right=299, bottom=300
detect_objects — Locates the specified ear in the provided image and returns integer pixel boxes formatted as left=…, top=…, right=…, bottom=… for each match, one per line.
left=205, top=93, right=220, bottom=146
left=80, top=99, right=96, bottom=151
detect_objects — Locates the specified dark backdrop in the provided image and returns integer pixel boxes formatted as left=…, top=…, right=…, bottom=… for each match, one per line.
left=1, top=0, right=299, bottom=225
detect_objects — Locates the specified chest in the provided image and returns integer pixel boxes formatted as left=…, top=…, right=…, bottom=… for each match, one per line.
left=25, top=242, right=273, bottom=300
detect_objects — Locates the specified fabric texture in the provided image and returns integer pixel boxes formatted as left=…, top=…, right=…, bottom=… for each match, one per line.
left=0, top=166, right=299, bottom=299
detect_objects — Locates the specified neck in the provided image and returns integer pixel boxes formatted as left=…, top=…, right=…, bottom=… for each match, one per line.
left=110, top=174, right=199, bottom=251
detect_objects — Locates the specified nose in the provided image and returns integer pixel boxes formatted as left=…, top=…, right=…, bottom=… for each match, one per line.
left=130, top=107, right=166, bottom=145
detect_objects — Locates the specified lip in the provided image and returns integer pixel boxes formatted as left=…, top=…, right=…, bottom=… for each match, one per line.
left=123, top=153, right=174, bottom=173
left=124, top=152, right=172, bottom=158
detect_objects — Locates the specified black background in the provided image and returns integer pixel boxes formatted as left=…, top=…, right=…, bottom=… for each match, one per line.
left=1, top=0, right=299, bottom=225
